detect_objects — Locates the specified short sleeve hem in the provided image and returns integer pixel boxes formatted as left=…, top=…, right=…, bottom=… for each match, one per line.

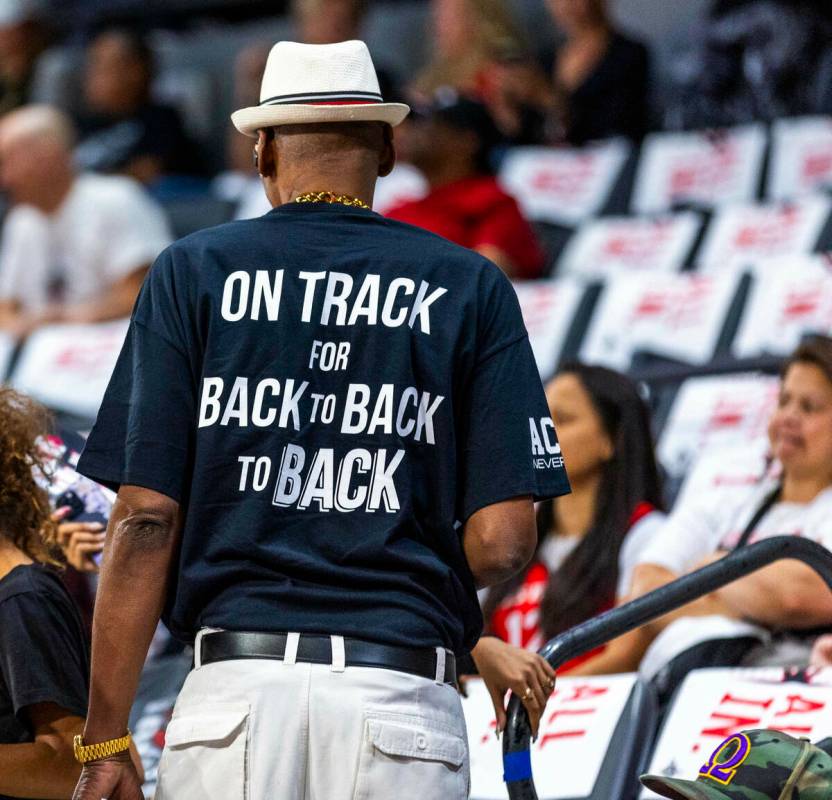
left=77, top=447, right=187, bottom=504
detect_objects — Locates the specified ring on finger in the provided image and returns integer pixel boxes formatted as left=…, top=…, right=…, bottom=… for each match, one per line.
left=522, top=686, right=533, bottom=701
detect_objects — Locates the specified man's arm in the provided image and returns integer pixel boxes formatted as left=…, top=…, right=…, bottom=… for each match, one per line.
left=0, top=704, right=83, bottom=799
left=83, top=484, right=180, bottom=743
left=463, top=495, right=536, bottom=588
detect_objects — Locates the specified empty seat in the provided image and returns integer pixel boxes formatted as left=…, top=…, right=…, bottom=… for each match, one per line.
left=767, top=116, right=832, bottom=201
left=631, top=124, right=767, bottom=215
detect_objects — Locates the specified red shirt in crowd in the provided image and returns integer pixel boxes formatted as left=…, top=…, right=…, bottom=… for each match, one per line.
left=489, top=502, right=659, bottom=672
left=386, top=175, right=545, bottom=280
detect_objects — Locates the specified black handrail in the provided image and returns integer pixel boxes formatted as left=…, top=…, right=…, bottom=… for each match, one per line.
left=502, top=536, right=832, bottom=800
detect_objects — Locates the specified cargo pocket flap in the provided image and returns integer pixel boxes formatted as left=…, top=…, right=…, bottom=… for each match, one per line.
left=165, top=703, right=250, bottom=748
left=368, top=719, right=465, bottom=767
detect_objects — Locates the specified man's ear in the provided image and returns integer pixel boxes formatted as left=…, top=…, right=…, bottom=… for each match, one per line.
left=378, top=123, right=396, bottom=178
left=256, top=129, right=276, bottom=178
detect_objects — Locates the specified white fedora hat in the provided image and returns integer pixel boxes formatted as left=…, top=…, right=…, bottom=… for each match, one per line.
left=231, top=40, right=410, bottom=137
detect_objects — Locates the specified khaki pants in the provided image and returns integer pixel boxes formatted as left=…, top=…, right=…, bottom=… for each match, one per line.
left=155, top=631, right=470, bottom=800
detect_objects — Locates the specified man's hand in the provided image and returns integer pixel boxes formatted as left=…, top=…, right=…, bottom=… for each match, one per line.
left=73, top=754, right=143, bottom=800
left=471, top=637, right=555, bottom=739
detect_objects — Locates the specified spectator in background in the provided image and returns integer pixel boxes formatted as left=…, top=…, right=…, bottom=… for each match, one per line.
left=470, top=364, right=665, bottom=734
left=0, top=388, right=88, bottom=799
left=811, top=635, right=832, bottom=668
left=0, top=0, right=50, bottom=116
left=574, top=337, right=832, bottom=683
left=74, top=27, right=200, bottom=186
left=386, top=94, right=545, bottom=279
left=0, top=105, right=172, bottom=340
left=545, top=0, right=649, bottom=144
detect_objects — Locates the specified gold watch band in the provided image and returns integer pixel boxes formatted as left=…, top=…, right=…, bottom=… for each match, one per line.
left=73, top=731, right=132, bottom=764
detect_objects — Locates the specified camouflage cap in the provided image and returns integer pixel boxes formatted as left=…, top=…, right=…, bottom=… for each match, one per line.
left=640, top=729, right=832, bottom=800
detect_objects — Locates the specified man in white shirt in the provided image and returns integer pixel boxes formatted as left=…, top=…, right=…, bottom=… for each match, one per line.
left=0, top=104, right=172, bottom=339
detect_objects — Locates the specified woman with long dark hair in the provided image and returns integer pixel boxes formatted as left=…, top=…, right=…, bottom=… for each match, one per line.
left=471, top=363, right=664, bottom=733
left=0, top=389, right=89, bottom=799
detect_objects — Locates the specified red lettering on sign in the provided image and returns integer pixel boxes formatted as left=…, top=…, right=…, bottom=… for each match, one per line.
left=701, top=712, right=762, bottom=739
left=559, top=684, right=609, bottom=703
left=775, top=694, right=826, bottom=717
left=546, top=708, right=595, bottom=726
left=537, top=729, right=587, bottom=749
left=719, top=693, right=774, bottom=710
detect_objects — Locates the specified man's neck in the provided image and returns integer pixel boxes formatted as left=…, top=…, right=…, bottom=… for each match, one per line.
left=271, top=173, right=377, bottom=208
left=34, top=170, right=75, bottom=214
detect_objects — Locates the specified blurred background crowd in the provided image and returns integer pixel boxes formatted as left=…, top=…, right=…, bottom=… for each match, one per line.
left=2, top=0, right=832, bottom=798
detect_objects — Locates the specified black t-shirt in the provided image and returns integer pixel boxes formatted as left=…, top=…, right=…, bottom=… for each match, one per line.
left=0, top=565, right=89, bottom=799
left=75, top=102, right=201, bottom=175
left=78, top=203, right=570, bottom=654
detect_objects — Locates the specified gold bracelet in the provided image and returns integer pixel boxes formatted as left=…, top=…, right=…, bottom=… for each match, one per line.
left=73, top=731, right=132, bottom=764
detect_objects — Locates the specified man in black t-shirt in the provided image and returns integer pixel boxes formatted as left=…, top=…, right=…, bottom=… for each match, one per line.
left=72, top=40, right=569, bottom=800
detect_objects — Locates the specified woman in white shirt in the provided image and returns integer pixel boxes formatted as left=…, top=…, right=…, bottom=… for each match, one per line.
left=573, top=336, right=832, bottom=679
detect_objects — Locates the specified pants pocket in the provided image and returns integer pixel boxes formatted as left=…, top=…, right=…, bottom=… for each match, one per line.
left=155, top=701, right=250, bottom=800
left=353, top=713, right=469, bottom=800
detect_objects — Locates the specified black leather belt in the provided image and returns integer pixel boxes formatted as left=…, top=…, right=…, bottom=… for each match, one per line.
left=199, top=631, right=457, bottom=685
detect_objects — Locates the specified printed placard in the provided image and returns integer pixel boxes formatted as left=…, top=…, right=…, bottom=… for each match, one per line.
left=464, top=674, right=638, bottom=800
left=657, top=374, right=780, bottom=478
left=513, top=278, right=586, bottom=379
left=632, top=124, right=767, bottom=214
left=579, top=271, right=741, bottom=371
left=499, top=140, right=631, bottom=226
left=641, top=667, right=832, bottom=798
left=733, top=255, right=832, bottom=357
left=697, top=195, right=831, bottom=273
left=768, top=116, right=832, bottom=200
left=557, top=212, right=702, bottom=278
left=10, top=319, right=129, bottom=418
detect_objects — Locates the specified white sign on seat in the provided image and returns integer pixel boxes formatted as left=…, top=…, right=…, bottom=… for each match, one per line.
left=697, top=195, right=831, bottom=273
left=657, top=374, right=780, bottom=479
left=579, top=272, right=742, bottom=371
left=641, top=667, right=832, bottom=798
left=557, top=212, right=702, bottom=279
left=513, top=278, right=586, bottom=379
left=768, top=116, right=832, bottom=200
left=732, top=255, right=832, bottom=358
left=11, top=319, right=129, bottom=419
left=499, top=140, right=631, bottom=227
left=632, top=124, right=767, bottom=215
left=464, top=674, right=638, bottom=800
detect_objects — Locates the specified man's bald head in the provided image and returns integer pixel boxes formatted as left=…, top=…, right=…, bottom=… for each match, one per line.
left=0, top=104, right=75, bottom=152
left=0, top=105, right=76, bottom=210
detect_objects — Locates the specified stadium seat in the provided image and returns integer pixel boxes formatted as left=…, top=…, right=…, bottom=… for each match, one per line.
left=733, top=255, right=832, bottom=358
left=696, top=195, right=832, bottom=273
left=464, top=674, right=658, bottom=800
left=641, top=667, right=832, bottom=799
left=556, top=212, right=704, bottom=279
left=767, top=116, right=832, bottom=201
left=655, top=372, right=780, bottom=480
left=498, top=140, right=633, bottom=228
left=9, top=320, right=130, bottom=422
left=513, top=278, right=600, bottom=381
left=578, top=271, right=745, bottom=372
left=631, top=124, right=768, bottom=215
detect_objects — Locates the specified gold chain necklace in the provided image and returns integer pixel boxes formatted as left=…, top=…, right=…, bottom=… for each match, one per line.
left=294, top=191, right=370, bottom=210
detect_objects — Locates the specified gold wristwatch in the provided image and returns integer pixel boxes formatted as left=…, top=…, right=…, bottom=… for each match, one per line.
left=73, top=731, right=132, bottom=764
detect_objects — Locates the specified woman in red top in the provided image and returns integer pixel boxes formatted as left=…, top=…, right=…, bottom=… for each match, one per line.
left=470, top=363, right=665, bottom=734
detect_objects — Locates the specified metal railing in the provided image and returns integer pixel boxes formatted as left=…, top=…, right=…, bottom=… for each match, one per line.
left=502, top=536, right=832, bottom=800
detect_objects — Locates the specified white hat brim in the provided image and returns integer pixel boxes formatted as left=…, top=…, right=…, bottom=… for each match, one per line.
left=231, top=102, right=410, bottom=137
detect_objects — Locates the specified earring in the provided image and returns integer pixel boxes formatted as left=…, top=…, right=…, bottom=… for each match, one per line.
left=253, top=148, right=259, bottom=169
